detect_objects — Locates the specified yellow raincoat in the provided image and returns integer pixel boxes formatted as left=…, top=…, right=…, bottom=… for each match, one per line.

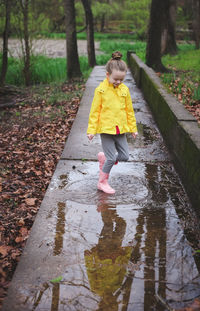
left=87, top=78, right=137, bottom=135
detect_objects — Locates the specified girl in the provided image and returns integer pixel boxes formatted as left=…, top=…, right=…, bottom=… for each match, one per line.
left=87, top=51, right=138, bottom=194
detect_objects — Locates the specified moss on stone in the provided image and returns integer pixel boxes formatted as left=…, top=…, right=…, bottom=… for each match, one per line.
left=128, top=52, right=200, bottom=213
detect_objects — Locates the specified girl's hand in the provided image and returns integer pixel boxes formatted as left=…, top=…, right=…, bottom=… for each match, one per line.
left=131, top=132, right=138, bottom=139
left=87, top=134, right=94, bottom=141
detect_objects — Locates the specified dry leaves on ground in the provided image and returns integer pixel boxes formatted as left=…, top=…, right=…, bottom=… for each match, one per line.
left=0, top=80, right=85, bottom=308
left=161, top=70, right=200, bottom=125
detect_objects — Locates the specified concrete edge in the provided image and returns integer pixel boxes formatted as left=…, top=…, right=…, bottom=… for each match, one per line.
left=127, top=51, right=200, bottom=213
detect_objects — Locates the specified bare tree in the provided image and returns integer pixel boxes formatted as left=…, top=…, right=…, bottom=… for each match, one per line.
left=192, top=0, right=200, bottom=48
left=161, top=0, right=177, bottom=55
left=63, top=0, right=82, bottom=79
left=0, top=0, right=11, bottom=86
left=20, top=0, right=31, bottom=86
left=81, top=0, right=96, bottom=67
left=146, top=0, right=169, bottom=72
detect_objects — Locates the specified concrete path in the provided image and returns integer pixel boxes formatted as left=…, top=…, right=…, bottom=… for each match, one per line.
left=2, top=67, right=200, bottom=311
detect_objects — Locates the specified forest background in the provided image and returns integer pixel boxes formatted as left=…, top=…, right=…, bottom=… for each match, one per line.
left=0, top=0, right=200, bottom=308
left=0, top=0, right=199, bottom=114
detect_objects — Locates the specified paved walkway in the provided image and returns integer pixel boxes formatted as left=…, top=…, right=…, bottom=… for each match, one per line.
left=2, top=67, right=200, bottom=311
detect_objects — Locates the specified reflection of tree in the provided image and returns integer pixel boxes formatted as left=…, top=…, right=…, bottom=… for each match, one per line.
left=117, top=164, right=167, bottom=311
left=31, top=282, right=49, bottom=311
left=143, top=208, right=166, bottom=310
left=84, top=203, right=132, bottom=311
left=85, top=164, right=168, bottom=311
left=51, top=283, right=59, bottom=311
left=31, top=282, right=59, bottom=311
left=31, top=202, right=66, bottom=311
left=143, top=164, right=167, bottom=310
left=54, top=202, right=66, bottom=256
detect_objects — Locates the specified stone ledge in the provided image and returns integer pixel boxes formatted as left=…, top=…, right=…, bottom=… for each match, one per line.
left=127, top=52, right=200, bottom=213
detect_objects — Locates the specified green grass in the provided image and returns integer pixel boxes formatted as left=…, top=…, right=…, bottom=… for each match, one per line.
left=100, top=40, right=134, bottom=55
left=36, top=31, right=137, bottom=41
left=0, top=56, right=66, bottom=85
left=162, top=44, right=200, bottom=74
left=161, top=45, right=200, bottom=104
left=31, top=56, right=66, bottom=84
left=0, top=54, right=91, bottom=86
left=94, top=32, right=136, bottom=41
left=130, top=41, right=146, bottom=61
left=97, top=40, right=146, bottom=64
left=79, top=56, right=93, bottom=78
left=36, top=32, right=66, bottom=39
left=3, top=57, right=24, bottom=85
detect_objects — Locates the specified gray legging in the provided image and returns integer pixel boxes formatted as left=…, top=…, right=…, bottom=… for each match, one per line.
left=100, top=133, right=129, bottom=174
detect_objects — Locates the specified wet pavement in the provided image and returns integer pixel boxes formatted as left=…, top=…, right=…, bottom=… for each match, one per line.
left=2, top=67, right=200, bottom=311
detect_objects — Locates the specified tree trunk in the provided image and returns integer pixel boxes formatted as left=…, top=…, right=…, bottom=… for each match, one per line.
left=100, top=14, right=105, bottom=32
left=146, top=0, right=169, bottom=72
left=0, top=0, right=11, bottom=86
left=21, top=0, right=31, bottom=86
left=81, top=0, right=96, bottom=67
left=64, top=0, right=82, bottom=79
left=161, top=0, right=177, bottom=55
left=192, top=0, right=200, bottom=49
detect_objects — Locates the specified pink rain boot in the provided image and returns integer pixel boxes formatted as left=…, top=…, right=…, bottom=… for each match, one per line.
left=98, top=152, right=106, bottom=171
left=97, top=170, right=115, bottom=194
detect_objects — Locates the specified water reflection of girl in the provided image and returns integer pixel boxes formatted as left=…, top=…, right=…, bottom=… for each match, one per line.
left=84, top=203, right=132, bottom=310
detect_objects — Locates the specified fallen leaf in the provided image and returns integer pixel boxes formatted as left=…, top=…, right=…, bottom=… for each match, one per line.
left=35, top=170, right=42, bottom=176
left=0, top=177, right=2, bottom=192
left=13, top=150, right=23, bottom=154
left=15, top=236, right=24, bottom=243
left=0, top=245, right=12, bottom=257
left=0, top=268, right=6, bottom=278
left=18, top=218, right=25, bottom=226
left=19, top=227, right=28, bottom=237
left=25, top=198, right=37, bottom=206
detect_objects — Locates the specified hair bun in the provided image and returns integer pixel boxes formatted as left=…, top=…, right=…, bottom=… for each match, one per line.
left=111, top=51, right=122, bottom=60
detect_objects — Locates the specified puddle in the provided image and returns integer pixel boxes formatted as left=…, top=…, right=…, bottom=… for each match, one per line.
left=127, top=123, right=160, bottom=147
left=22, top=200, right=200, bottom=311
left=125, top=122, right=170, bottom=162
left=53, top=202, right=66, bottom=256
left=17, top=161, right=200, bottom=311
left=57, top=162, right=191, bottom=209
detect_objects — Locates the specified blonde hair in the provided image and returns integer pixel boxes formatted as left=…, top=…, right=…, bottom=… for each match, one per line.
left=106, top=51, right=127, bottom=74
